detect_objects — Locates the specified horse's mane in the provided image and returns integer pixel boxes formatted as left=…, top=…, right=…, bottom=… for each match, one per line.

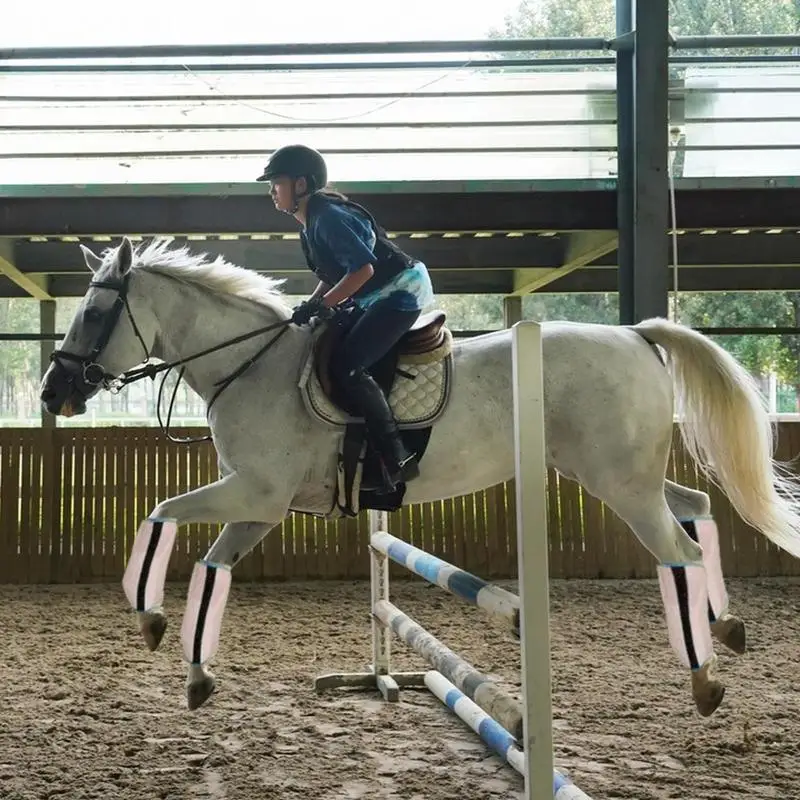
left=116, top=237, right=292, bottom=314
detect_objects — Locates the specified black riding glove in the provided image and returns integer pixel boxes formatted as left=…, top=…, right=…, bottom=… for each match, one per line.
left=291, top=297, right=336, bottom=326
left=292, top=298, right=323, bottom=325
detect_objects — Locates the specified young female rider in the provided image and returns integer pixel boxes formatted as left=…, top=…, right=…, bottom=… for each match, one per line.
left=256, top=144, right=435, bottom=490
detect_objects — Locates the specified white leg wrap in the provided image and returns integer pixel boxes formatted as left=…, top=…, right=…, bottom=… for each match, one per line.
left=657, top=563, right=714, bottom=671
left=181, top=561, right=232, bottom=666
left=122, top=517, right=177, bottom=612
left=685, top=517, right=729, bottom=621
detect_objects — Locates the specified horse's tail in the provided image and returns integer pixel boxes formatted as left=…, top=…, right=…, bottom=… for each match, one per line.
left=633, top=316, right=800, bottom=559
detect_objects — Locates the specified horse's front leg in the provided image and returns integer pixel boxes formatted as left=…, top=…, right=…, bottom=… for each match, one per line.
left=121, top=473, right=284, bottom=656
left=183, top=520, right=280, bottom=710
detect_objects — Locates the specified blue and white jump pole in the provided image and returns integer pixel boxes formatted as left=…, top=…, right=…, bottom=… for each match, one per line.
left=424, top=670, right=591, bottom=800
left=370, top=530, right=521, bottom=636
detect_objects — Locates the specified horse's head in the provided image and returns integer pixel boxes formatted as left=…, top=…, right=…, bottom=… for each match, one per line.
left=40, top=236, right=154, bottom=417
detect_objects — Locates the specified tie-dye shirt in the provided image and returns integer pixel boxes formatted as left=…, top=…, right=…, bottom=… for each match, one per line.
left=302, top=197, right=435, bottom=312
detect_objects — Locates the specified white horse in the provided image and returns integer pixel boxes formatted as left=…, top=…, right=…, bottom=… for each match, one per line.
left=40, top=237, right=800, bottom=717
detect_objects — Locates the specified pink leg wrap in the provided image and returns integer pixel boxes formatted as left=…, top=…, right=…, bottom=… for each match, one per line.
left=122, top=518, right=177, bottom=612
left=181, top=561, right=232, bottom=666
left=687, top=517, right=729, bottom=621
left=657, top=563, right=714, bottom=670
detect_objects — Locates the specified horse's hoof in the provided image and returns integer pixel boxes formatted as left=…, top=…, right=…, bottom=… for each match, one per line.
left=711, top=615, right=747, bottom=655
left=694, top=682, right=725, bottom=717
left=187, top=675, right=216, bottom=711
left=692, top=660, right=726, bottom=717
left=141, top=614, right=167, bottom=652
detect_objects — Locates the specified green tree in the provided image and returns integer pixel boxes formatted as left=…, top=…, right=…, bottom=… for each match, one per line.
left=524, top=292, right=619, bottom=324
left=490, top=0, right=800, bottom=53
left=669, top=0, right=800, bottom=54
left=0, top=299, right=40, bottom=420
left=675, top=291, right=789, bottom=379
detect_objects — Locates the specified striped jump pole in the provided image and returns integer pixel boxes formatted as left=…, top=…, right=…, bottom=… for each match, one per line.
left=370, top=530, right=520, bottom=636
left=373, top=598, right=523, bottom=739
left=424, top=671, right=592, bottom=800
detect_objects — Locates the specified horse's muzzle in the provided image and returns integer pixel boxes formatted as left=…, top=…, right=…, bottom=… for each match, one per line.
left=40, top=384, right=87, bottom=417
left=40, top=360, right=90, bottom=417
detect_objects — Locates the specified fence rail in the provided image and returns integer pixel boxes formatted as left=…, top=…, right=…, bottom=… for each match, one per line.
left=2, top=425, right=800, bottom=584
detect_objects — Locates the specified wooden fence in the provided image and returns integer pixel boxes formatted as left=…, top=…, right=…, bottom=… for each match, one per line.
left=2, top=425, right=800, bottom=584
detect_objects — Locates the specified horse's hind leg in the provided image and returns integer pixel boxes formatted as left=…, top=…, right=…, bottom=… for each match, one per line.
left=664, top=479, right=747, bottom=656
left=593, top=482, right=726, bottom=716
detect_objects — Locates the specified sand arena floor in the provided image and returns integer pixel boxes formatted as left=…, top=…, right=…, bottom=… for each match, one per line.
left=0, top=576, right=798, bottom=799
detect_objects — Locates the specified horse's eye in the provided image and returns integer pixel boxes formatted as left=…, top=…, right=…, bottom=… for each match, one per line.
left=83, top=307, right=104, bottom=324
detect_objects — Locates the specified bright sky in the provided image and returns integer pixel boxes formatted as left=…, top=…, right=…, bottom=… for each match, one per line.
left=1, top=0, right=521, bottom=48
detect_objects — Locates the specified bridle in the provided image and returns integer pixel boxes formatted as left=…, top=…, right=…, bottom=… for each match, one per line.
left=50, top=273, right=149, bottom=392
left=49, top=273, right=292, bottom=444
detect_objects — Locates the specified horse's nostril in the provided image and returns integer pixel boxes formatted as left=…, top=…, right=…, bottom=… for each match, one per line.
left=40, top=387, right=55, bottom=402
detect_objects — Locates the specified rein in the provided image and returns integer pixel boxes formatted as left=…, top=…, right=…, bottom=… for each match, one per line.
left=129, top=320, right=291, bottom=444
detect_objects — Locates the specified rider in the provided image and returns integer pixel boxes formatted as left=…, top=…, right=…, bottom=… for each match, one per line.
left=256, top=144, right=435, bottom=490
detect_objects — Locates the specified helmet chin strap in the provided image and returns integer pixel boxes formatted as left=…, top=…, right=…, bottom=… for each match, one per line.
left=283, top=177, right=316, bottom=215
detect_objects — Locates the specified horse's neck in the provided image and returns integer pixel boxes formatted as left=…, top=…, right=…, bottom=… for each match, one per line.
left=146, top=273, right=286, bottom=401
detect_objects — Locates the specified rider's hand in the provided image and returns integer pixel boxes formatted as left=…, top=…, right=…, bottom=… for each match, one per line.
left=291, top=298, right=321, bottom=326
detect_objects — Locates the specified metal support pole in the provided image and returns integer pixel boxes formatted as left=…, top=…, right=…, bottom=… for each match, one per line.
left=0, top=37, right=612, bottom=62
left=39, top=300, right=56, bottom=429
left=616, top=0, right=635, bottom=324
left=617, top=0, right=670, bottom=323
left=674, top=34, right=800, bottom=50
left=632, top=0, right=670, bottom=321
left=503, top=296, right=523, bottom=328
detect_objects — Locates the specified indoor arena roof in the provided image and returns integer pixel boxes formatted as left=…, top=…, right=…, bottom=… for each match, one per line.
left=4, top=56, right=800, bottom=299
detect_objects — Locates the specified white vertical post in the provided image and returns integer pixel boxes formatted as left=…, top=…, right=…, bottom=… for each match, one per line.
left=369, top=509, right=399, bottom=701
left=512, top=321, right=553, bottom=800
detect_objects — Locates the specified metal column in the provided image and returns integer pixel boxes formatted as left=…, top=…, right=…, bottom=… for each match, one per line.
left=616, top=0, right=634, bottom=324
left=503, top=296, right=523, bottom=328
left=39, top=300, right=56, bottom=429
left=616, top=0, right=671, bottom=324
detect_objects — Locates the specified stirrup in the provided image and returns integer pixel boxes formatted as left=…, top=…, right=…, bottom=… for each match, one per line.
left=362, top=452, right=419, bottom=493
left=384, top=452, right=420, bottom=489
left=396, top=454, right=420, bottom=482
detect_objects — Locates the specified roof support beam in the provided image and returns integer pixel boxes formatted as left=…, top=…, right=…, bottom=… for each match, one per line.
left=0, top=239, right=51, bottom=299
left=511, top=231, right=619, bottom=295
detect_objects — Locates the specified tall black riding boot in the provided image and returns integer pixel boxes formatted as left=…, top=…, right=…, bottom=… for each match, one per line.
left=344, top=368, right=420, bottom=490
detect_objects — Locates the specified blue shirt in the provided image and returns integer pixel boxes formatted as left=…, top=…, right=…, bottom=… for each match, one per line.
left=301, top=199, right=434, bottom=313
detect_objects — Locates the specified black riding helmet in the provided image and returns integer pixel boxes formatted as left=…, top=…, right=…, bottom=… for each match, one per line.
left=256, top=144, right=328, bottom=193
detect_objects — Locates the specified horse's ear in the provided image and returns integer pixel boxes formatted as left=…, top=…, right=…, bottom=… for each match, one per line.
left=117, top=236, right=133, bottom=275
left=80, top=244, right=103, bottom=274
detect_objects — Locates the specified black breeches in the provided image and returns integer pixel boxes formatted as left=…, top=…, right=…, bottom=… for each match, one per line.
left=330, top=299, right=420, bottom=387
